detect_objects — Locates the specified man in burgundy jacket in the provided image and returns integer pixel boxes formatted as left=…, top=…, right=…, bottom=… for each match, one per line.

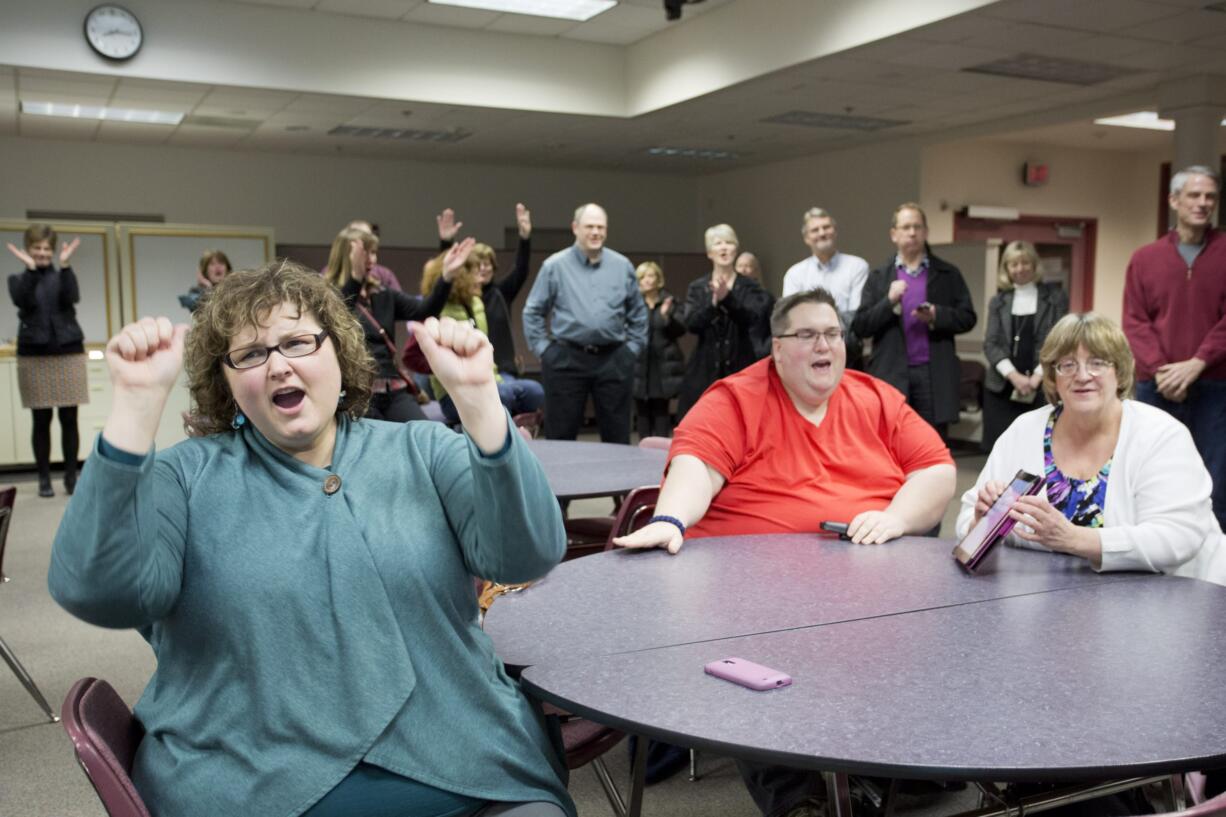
left=1123, top=164, right=1226, bottom=528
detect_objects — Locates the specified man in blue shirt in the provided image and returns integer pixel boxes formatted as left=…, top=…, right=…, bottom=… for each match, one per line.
left=523, top=203, right=648, bottom=443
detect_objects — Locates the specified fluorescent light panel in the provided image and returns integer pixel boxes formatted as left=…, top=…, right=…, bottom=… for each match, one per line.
left=646, top=146, right=739, bottom=160
left=21, top=100, right=183, bottom=125
left=1092, top=111, right=1226, bottom=131
left=427, top=0, right=615, bottom=21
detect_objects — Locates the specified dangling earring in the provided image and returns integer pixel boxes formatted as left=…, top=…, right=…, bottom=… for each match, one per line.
left=232, top=411, right=246, bottom=430
left=338, top=389, right=347, bottom=405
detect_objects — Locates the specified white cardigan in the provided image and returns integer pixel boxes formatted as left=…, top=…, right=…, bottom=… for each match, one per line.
left=955, top=400, right=1225, bottom=584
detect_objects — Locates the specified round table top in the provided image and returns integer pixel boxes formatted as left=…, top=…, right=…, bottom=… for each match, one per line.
left=525, top=439, right=666, bottom=500
left=486, top=534, right=1226, bottom=781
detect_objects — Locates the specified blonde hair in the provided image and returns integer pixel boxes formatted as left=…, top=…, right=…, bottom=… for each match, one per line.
left=470, top=242, right=496, bottom=273
left=422, top=252, right=482, bottom=303
left=184, top=260, right=375, bottom=435
left=323, top=228, right=378, bottom=289
left=635, top=261, right=664, bottom=289
left=891, top=202, right=928, bottom=228
left=996, top=240, right=1043, bottom=291
left=704, top=223, right=739, bottom=251
left=1038, top=313, right=1134, bottom=404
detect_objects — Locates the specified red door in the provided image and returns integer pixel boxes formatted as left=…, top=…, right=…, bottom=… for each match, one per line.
left=954, top=214, right=1096, bottom=312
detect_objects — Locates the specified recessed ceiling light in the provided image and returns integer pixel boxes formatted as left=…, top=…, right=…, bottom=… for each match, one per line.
left=20, top=100, right=183, bottom=125
left=329, top=125, right=472, bottom=142
left=963, top=53, right=1137, bottom=86
left=427, top=0, right=615, bottom=22
left=1092, top=110, right=1226, bottom=130
left=760, top=110, right=909, bottom=131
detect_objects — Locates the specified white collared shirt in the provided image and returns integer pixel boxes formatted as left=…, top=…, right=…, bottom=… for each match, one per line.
left=781, top=251, right=870, bottom=314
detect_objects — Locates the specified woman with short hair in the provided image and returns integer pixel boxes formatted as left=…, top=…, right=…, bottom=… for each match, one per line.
left=49, top=260, right=574, bottom=817
left=178, top=248, right=232, bottom=312
left=633, top=261, right=686, bottom=437
left=958, top=312, right=1224, bottom=582
left=676, top=223, right=774, bottom=419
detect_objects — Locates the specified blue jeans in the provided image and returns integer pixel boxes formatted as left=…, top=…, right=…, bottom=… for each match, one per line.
left=1136, top=378, right=1226, bottom=529
left=439, top=375, right=545, bottom=425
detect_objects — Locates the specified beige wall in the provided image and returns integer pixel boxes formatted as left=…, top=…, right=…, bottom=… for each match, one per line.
left=0, top=135, right=704, bottom=252
left=920, top=139, right=1169, bottom=324
left=696, top=139, right=924, bottom=293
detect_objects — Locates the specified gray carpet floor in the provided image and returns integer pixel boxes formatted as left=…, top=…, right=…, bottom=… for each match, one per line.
left=0, top=450, right=986, bottom=817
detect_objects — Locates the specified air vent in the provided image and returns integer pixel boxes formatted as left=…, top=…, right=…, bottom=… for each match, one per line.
left=328, top=125, right=472, bottom=142
left=760, top=110, right=909, bottom=131
left=181, top=114, right=261, bottom=129
left=963, top=53, right=1138, bottom=86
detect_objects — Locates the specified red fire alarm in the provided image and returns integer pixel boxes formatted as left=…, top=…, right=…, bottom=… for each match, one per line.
left=1023, top=162, right=1049, bottom=187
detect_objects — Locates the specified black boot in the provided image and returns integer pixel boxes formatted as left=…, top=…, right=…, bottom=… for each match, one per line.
left=38, top=471, right=53, bottom=498
left=64, top=462, right=76, bottom=495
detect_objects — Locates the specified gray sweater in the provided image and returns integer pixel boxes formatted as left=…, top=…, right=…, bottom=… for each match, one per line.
left=49, top=416, right=574, bottom=817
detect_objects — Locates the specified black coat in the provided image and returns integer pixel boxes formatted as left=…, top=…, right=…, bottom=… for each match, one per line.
left=342, top=276, right=452, bottom=379
left=676, top=273, right=774, bottom=418
left=8, top=264, right=85, bottom=355
left=852, top=253, right=976, bottom=426
left=982, top=282, right=1068, bottom=394
left=634, top=290, right=687, bottom=400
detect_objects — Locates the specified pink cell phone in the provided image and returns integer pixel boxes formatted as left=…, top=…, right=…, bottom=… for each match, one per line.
left=704, top=657, right=793, bottom=691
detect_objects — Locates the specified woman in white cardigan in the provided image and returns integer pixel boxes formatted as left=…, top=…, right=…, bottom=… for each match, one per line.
left=957, top=312, right=1224, bottom=583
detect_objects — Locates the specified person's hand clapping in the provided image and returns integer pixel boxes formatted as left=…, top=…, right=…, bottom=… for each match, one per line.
left=348, top=239, right=367, bottom=281
left=660, top=296, right=675, bottom=319
left=59, top=237, right=81, bottom=266
left=5, top=242, right=35, bottom=270
left=847, top=509, right=906, bottom=545
left=710, top=275, right=732, bottom=305
left=612, top=521, right=685, bottom=555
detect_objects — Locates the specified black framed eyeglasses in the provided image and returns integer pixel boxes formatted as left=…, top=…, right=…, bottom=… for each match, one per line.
left=223, top=330, right=329, bottom=370
left=774, top=328, right=845, bottom=346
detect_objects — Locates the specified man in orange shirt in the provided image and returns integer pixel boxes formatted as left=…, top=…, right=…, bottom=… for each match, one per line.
left=615, top=287, right=955, bottom=817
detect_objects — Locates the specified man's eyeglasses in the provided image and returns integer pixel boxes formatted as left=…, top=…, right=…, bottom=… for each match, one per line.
left=223, top=330, right=329, bottom=370
left=1053, top=357, right=1113, bottom=378
left=774, top=328, right=845, bottom=346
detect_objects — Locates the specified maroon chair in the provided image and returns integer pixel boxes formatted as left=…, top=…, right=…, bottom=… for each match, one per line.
left=603, top=485, right=661, bottom=551
left=61, top=677, right=151, bottom=817
left=1130, top=791, right=1226, bottom=816
left=0, top=485, right=59, bottom=722
left=564, top=438, right=667, bottom=559
left=512, top=409, right=544, bottom=439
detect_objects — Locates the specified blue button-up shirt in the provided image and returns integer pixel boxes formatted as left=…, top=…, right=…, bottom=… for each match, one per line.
left=522, top=243, right=648, bottom=358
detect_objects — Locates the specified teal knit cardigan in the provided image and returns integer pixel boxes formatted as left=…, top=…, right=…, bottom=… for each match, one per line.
left=49, top=416, right=574, bottom=817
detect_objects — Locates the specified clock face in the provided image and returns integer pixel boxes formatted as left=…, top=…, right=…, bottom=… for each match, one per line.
left=84, top=5, right=143, bottom=61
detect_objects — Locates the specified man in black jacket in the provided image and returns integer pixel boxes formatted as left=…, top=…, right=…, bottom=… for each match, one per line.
left=852, top=203, right=976, bottom=438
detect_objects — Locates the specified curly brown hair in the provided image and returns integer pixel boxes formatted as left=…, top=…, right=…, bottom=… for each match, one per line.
left=184, top=259, right=375, bottom=435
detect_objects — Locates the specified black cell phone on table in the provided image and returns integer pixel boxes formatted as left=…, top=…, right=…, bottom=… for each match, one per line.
left=820, top=521, right=851, bottom=541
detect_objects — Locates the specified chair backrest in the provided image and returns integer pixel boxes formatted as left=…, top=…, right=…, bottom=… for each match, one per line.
left=604, top=485, right=661, bottom=550
left=512, top=409, right=543, bottom=439
left=0, top=486, right=16, bottom=582
left=1154, top=792, right=1226, bottom=817
left=637, top=436, right=671, bottom=451
left=61, top=677, right=151, bottom=817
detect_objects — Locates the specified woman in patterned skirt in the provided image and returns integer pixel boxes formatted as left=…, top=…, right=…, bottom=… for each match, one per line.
left=6, top=224, right=88, bottom=497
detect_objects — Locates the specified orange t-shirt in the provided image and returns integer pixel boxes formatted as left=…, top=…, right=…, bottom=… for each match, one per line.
left=670, top=359, right=952, bottom=539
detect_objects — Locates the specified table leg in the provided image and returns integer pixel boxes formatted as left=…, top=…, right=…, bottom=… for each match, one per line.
left=824, top=772, right=853, bottom=817
left=627, top=733, right=647, bottom=817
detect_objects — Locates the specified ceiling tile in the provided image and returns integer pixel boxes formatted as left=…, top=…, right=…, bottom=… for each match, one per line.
left=281, top=93, right=377, bottom=117
left=586, top=3, right=660, bottom=27
left=315, top=0, right=419, bottom=18
left=484, top=14, right=577, bottom=35
left=886, top=42, right=1013, bottom=72
left=17, top=75, right=117, bottom=98
left=225, top=0, right=318, bottom=8
left=403, top=4, right=500, bottom=28
left=983, top=0, right=1177, bottom=32
left=1119, top=9, right=1226, bottom=43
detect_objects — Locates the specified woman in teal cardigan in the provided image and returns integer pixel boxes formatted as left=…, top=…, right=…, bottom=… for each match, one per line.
left=421, top=251, right=544, bottom=426
left=48, top=259, right=574, bottom=817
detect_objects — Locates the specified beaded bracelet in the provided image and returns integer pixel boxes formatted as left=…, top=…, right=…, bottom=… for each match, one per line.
left=648, top=514, right=686, bottom=537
